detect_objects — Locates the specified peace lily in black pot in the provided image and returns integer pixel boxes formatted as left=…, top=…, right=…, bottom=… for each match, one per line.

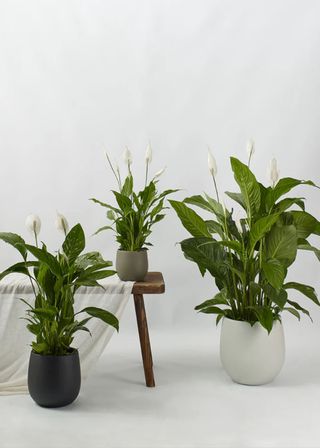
left=170, top=142, right=320, bottom=385
left=0, top=214, right=118, bottom=407
left=91, top=145, right=178, bottom=281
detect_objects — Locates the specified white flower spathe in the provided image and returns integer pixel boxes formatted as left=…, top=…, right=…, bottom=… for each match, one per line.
left=208, top=149, right=217, bottom=177
left=235, top=219, right=242, bottom=234
left=25, top=214, right=41, bottom=236
left=123, top=147, right=132, bottom=166
left=269, top=158, right=279, bottom=185
left=145, top=143, right=152, bottom=164
left=153, top=166, right=166, bottom=180
left=55, top=212, right=69, bottom=235
left=247, top=139, right=255, bottom=158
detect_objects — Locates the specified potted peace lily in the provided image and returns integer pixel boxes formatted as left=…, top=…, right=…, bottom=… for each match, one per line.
left=0, top=214, right=119, bottom=407
left=170, top=142, right=320, bottom=385
left=91, top=145, right=178, bottom=281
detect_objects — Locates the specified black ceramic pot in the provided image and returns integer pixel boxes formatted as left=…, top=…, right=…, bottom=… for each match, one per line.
left=28, top=348, right=81, bottom=408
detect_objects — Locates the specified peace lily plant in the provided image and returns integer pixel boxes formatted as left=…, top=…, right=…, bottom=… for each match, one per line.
left=0, top=214, right=118, bottom=407
left=170, top=142, right=320, bottom=385
left=91, top=145, right=178, bottom=281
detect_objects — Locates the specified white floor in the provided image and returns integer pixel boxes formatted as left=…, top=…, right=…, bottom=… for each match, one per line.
left=1, top=322, right=320, bottom=448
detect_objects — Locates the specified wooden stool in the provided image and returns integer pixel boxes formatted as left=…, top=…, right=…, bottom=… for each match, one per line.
left=132, top=272, right=165, bottom=387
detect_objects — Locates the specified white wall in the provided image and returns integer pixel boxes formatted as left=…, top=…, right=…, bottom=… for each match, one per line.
left=0, top=0, right=320, bottom=333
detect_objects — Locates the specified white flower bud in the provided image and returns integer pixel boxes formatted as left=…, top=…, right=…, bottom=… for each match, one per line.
left=123, top=147, right=132, bottom=166
left=153, top=166, right=166, bottom=180
left=269, top=158, right=279, bottom=186
left=247, top=139, right=255, bottom=158
left=25, top=214, right=41, bottom=236
left=145, top=143, right=152, bottom=164
left=207, top=149, right=217, bottom=177
left=235, top=219, right=242, bottom=234
left=55, top=212, right=69, bottom=236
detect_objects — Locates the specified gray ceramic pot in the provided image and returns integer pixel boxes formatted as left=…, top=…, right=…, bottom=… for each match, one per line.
left=116, top=249, right=148, bottom=281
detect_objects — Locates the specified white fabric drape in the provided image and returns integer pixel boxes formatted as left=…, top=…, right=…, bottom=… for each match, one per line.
left=0, top=274, right=134, bottom=395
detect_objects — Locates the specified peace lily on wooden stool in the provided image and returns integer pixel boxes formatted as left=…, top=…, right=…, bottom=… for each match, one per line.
left=91, top=144, right=177, bottom=281
left=170, top=143, right=320, bottom=385
left=0, top=214, right=119, bottom=407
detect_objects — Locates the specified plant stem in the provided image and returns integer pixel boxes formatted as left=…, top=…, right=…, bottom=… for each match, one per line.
left=33, top=227, right=38, bottom=248
left=106, top=152, right=121, bottom=190
left=212, top=174, right=220, bottom=202
left=145, top=162, right=149, bottom=187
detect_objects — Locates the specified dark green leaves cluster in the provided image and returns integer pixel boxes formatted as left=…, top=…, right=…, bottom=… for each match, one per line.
left=170, top=157, right=320, bottom=332
left=0, top=224, right=118, bottom=355
left=91, top=175, right=178, bottom=251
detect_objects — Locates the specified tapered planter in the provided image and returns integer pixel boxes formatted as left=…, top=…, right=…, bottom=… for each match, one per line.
left=116, top=249, right=148, bottom=281
left=28, top=349, right=81, bottom=408
left=220, top=318, right=285, bottom=385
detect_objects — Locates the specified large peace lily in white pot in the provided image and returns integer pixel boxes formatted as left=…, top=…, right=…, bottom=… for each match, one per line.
left=170, top=143, right=320, bottom=385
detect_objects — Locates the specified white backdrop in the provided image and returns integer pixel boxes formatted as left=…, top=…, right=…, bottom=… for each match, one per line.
left=0, top=0, right=320, bottom=336
left=2, top=2, right=320, bottom=447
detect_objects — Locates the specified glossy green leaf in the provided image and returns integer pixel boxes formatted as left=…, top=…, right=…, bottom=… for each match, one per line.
left=230, top=157, right=261, bottom=216
left=170, top=200, right=211, bottom=238
left=62, top=224, right=85, bottom=265
left=284, top=282, right=320, bottom=305
left=79, top=306, right=119, bottom=331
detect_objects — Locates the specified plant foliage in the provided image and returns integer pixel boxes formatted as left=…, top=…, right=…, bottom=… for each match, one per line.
left=91, top=154, right=178, bottom=251
left=170, top=157, right=320, bottom=332
left=0, top=224, right=119, bottom=355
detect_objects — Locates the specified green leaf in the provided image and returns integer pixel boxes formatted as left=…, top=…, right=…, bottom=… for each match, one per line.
left=262, top=259, right=285, bottom=289
left=79, top=306, right=119, bottom=331
left=180, top=237, right=226, bottom=279
left=290, top=211, right=320, bottom=239
left=93, top=225, right=114, bottom=235
left=297, top=240, right=320, bottom=261
left=263, top=285, right=287, bottom=309
left=284, top=307, right=300, bottom=320
left=25, top=244, right=62, bottom=277
left=113, top=191, right=133, bottom=214
left=90, top=197, right=121, bottom=214
left=217, top=240, right=243, bottom=255
left=252, top=307, right=274, bottom=333
left=230, top=157, right=261, bottom=216
left=75, top=252, right=107, bottom=269
left=267, top=177, right=318, bottom=208
left=203, top=194, right=225, bottom=219
left=198, top=306, right=225, bottom=315
left=30, top=306, right=57, bottom=320
left=274, top=197, right=305, bottom=213
left=0, top=261, right=39, bottom=281
left=286, top=299, right=312, bottom=321
left=170, top=200, right=211, bottom=238
left=284, top=282, right=320, bottom=305
left=216, top=314, right=224, bottom=325
left=121, top=175, right=133, bottom=197
left=184, top=195, right=216, bottom=213
left=76, top=269, right=116, bottom=283
left=205, top=220, right=224, bottom=237
left=195, top=289, right=228, bottom=310
left=225, top=191, right=246, bottom=210
left=249, top=214, right=280, bottom=253
left=0, top=232, right=27, bottom=259
left=62, top=223, right=85, bottom=264
left=265, top=225, right=297, bottom=267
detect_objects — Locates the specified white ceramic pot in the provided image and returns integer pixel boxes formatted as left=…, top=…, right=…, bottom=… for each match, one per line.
left=220, top=317, right=285, bottom=385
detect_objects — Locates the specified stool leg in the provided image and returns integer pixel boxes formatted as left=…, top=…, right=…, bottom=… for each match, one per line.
left=133, top=293, right=155, bottom=387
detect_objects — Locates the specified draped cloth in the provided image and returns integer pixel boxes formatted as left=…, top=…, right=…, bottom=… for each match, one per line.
left=0, top=274, right=134, bottom=395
